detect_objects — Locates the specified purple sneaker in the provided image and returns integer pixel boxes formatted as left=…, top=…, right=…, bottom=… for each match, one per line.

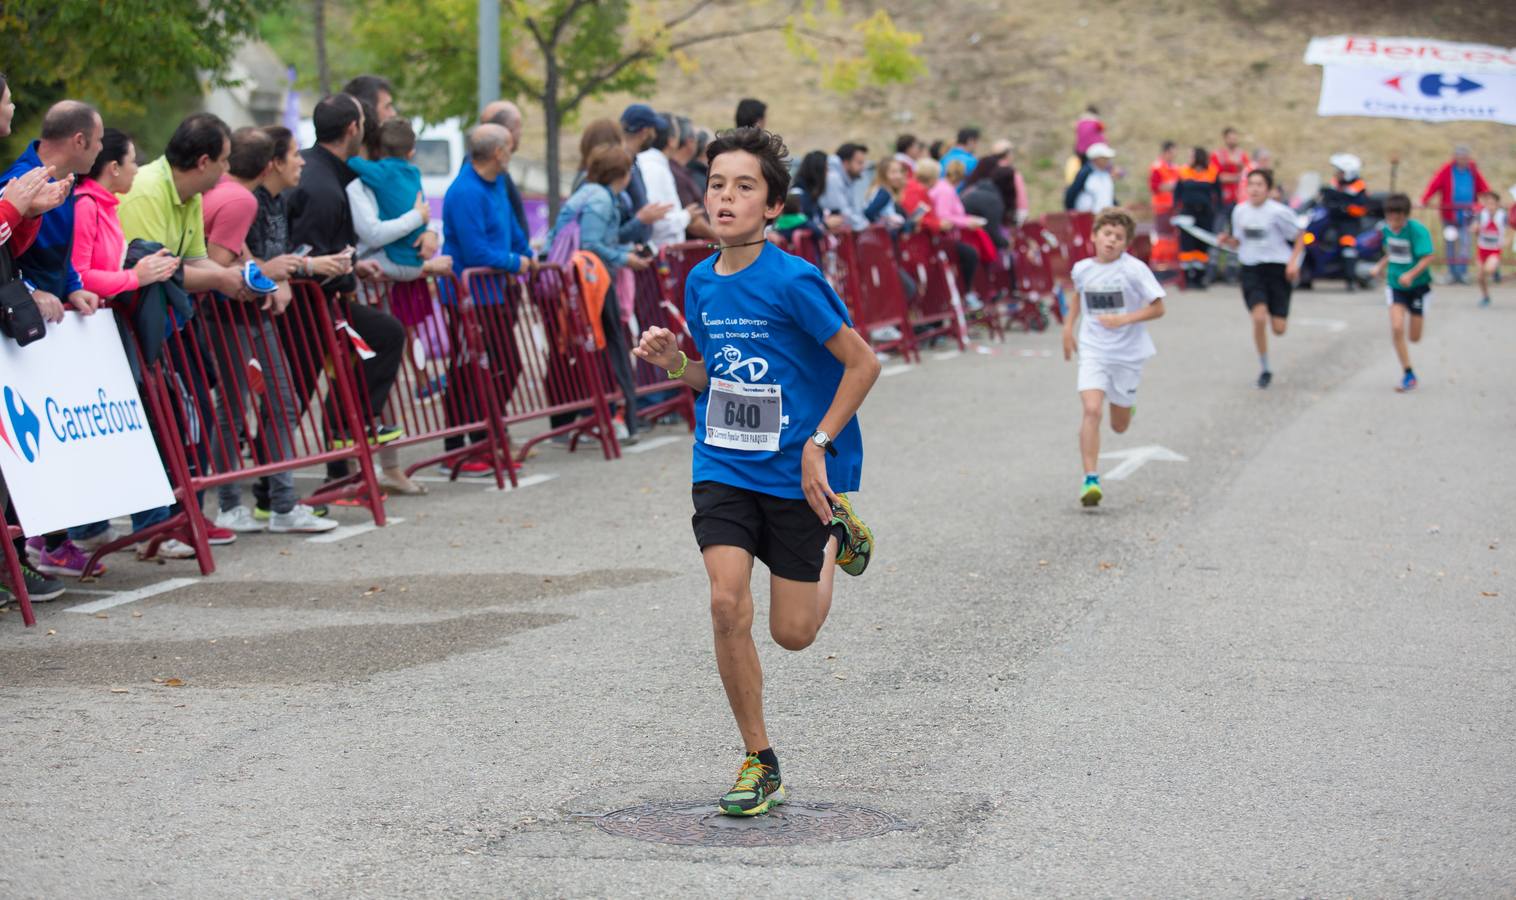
left=24, top=536, right=45, bottom=567
left=35, top=540, right=107, bottom=578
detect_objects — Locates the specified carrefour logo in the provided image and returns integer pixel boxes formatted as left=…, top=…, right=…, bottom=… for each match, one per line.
left=1384, top=73, right=1483, bottom=98
left=3, top=386, right=42, bottom=463
left=0, top=384, right=145, bottom=463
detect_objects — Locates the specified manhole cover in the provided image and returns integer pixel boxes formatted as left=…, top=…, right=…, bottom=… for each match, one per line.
left=590, top=799, right=912, bottom=847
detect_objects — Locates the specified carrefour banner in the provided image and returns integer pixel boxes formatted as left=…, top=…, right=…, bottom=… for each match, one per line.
left=1317, top=64, right=1516, bottom=125
left=0, top=313, right=173, bottom=536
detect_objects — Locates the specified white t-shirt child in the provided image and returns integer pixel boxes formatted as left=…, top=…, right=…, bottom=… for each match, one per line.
left=1230, top=198, right=1300, bottom=266
left=1072, top=252, right=1166, bottom=363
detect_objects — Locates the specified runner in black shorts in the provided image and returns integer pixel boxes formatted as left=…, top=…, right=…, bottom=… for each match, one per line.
left=634, top=126, right=879, bottom=818
left=1370, top=194, right=1435, bottom=392
left=1223, top=169, right=1301, bottom=389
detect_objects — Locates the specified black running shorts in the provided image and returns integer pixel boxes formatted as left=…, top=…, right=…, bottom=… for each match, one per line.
left=1390, top=283, right=1430, bottom=316
left=691, top=481, right=832, bottom=583
left=1241, top=263, right=1292, bottom=319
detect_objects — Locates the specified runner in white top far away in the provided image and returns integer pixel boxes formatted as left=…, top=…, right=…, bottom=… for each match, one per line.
left=1222, top=168, right=1302, bottom=389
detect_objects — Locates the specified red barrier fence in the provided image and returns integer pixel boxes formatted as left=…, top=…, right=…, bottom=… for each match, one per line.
left=4, top=524, right=34, bottom=626
left=84, top=280, right=387, bottom=575
left=461, top=265, right=623, bottom=461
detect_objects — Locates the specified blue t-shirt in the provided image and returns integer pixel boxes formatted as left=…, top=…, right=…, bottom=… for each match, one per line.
left=685, top=242, right=863, bottom=500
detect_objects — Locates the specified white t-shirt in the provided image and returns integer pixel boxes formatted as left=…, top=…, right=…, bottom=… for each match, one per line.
left=1075, top=169, right=1116, bottom=213
left=635, top=148, right=692, bottom=250
left=1230, top=199, right=1300, bottom=266
left=1073, top=252, right=1165, bottom=363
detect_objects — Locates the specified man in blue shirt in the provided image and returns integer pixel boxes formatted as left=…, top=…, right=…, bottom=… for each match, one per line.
left=440, top=123, right=535, bottom=467
left=0, top=100, right=105, bottom=316
left=634, top=126, right=880, bottom=818
left=939, top=127, right=981, bottom=185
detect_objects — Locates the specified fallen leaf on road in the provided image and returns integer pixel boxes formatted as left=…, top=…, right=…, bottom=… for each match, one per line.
left=45, top=629, right=56, bottom=636
left=131, top=611, right=143, bottom=618
left=1038, top=560, right=1049, bottom=566
left=94, top=612, right=108, bottom=619
left=109, top=688, right=129, bottom=694
left=162, top=678, right=185, bottom=687
left=1482, top=591, right=1499, bottom=598
left=1099, top=561, right=1116, bottom=570
left=209, top=639, right=218, bottom=645
left=833, top=673, right=847, bottom=680
left=362, top=586, right=384, bottom=597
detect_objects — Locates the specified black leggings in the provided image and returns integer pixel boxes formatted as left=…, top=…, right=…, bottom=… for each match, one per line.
left=953, top=241, right=978, bottom=291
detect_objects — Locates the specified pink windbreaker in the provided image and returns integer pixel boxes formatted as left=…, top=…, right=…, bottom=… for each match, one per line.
left=71, top=177, right=139, bottom=300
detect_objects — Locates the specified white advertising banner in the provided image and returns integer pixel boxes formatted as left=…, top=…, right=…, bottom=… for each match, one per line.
left=1317, top=64, right=1516, bottom=125
left=1305, top=35, right=1516, bottom=74
left=0, top=313, right=174, bottom=535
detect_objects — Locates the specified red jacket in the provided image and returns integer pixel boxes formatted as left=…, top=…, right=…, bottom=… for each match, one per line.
left=1421, top=161, right=1489, bottom=223
left=0, top=199, right=43, bottom=256
left=901, top=180, right=942, bottom=232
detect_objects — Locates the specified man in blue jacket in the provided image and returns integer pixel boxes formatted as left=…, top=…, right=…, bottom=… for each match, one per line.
left=1, top=100, right=104, bottom=315
left=440, top=123, right=535, bottom=464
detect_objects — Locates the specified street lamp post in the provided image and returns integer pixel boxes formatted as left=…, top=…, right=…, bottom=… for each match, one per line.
left=478, top=0, right=500, bottom=112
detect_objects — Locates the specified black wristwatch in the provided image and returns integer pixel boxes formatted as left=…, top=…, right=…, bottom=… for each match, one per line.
left=810, top=430, right=837, bottom=457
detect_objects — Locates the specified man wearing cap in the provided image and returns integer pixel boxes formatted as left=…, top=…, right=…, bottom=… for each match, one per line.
left=1067, top=143, right=1118, bottom=213
left=635, top=108, right=700, bottom=249
left=1421, top=145, right=1489, bottom=284
left=617, top=104, right=674, bottom=246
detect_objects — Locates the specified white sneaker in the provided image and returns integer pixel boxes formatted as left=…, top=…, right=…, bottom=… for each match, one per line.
left=269, top=505, right=340, bottom=533
left=869, top=325, right=904, bottom=343
left=73, top=526, right=122, bottom=551
left=964, top=292, right=985, bottom=313
left=215, top=505, right=266, bottom=533
left=142, top=539, right=197, bottom=560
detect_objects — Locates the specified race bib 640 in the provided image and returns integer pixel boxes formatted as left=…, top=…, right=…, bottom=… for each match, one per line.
left=705, top=378, right=782, bottom=451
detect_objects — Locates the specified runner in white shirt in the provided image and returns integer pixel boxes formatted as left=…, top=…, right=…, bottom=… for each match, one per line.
left=1474, top=189, right=1507, bottom=308
left=1221, top=169, right=1301, bottom=388
left=1061, top=209, right=1167, bottom=508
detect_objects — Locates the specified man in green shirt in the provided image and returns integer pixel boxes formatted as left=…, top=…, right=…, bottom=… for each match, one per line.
left=1371, top=193, right=1434, bottom=393
left=118, top=113, right=247, bottom=299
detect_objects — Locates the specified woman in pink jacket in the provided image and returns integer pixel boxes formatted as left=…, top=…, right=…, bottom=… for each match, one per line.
left=48, top=129, right=182, bottom=572
left=72, top=128, right=179, bottom=301
left=922, top=158, right=989, bottom=310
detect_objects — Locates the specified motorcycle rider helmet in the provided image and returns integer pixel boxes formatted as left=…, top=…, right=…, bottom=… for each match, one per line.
left=1329, top=153, right=1362, bottom=182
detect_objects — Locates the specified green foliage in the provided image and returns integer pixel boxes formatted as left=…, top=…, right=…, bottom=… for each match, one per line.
left=0, top=0, right=276, bottom=158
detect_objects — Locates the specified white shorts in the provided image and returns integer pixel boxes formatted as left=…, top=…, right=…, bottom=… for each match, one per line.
left=1078, top=357, right=1143, bottom=408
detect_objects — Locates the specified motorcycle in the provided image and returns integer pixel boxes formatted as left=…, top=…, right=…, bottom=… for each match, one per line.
left=1295, top=188, right=1386, bottom=292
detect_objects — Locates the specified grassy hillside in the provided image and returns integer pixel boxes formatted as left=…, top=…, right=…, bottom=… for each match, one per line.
left=554, top=0, right=1516, bottom=213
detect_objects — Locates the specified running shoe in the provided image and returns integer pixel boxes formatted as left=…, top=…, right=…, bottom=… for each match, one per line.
left=1397, top=371, right=1418, bottom=393
left=23, top=536, right=44, bottom=567
left=719, top=753, right=786, bottom=817
left=1479, top=296, right=1491, bottom=307
left=329, top=424, right=405, bottom=449
left=254, top=504, right=329, bottom=522
left=1081, top=476, right=1103, bottom=508
left=215, top=505, right=266, bottom=533
left=33, top=540, right=106, bottom=578
left=73, top=526, right=121, bottom=552
left=19, top=561, right=66, bottom=602
left=269, top=505, right=340, bottom=534
left=1256, top=370, right=1272, bottom=389
left=199, top=515, right=238, bottom=546
left=242, top=260, right=279, bottom=295
left=440, top=459, right=494, bottom=478
left=139, top=539, right=197, bottom=560
left=830, top=494, right=874, bottom=577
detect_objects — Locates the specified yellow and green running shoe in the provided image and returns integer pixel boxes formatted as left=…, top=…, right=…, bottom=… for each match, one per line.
left=719, top=754, right=786, bottom=816
left=830, top=494, right=874, bottom=577
left=1080, top=476, right=1102, bottom=508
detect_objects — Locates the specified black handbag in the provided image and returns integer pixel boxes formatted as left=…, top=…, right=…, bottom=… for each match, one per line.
left=0, top=245, right=45, bottom=346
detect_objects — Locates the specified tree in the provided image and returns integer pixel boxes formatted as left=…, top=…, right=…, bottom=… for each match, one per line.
left=353, top=0, right=924, bottom=216
left=0, top=0, right=278, bottom=157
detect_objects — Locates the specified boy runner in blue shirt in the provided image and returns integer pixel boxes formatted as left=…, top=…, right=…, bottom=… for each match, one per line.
left=1370, top=193, right=1434, bottom=392
left=634, top=127, right=880, bottom=816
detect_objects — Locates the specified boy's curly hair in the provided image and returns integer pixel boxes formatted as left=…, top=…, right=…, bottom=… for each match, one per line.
left=1092, top=209, right=1136, bottom=243
left=705, top=127, right=791, bottom=209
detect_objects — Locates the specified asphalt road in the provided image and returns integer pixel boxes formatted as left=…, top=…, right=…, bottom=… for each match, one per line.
left=1, top=281, right=1511, bottom=898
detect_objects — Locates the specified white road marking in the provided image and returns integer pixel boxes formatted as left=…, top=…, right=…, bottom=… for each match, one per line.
left=932, top=350, right=963, bottom=361
left=483, top=472, right=561, bottom=491
left=306, top=517, right=405, bottom=544
left=1294, top=317, right=1348, bottom=333
left=65, top=578, right=199, bottom=615
left=622, top=436, right=682, bottom=454
left=880, top=364, right=913, bottom=378
left=1100, top=445, right=1189, bottom=482
left=1017, top=349, right=1054, bottom=358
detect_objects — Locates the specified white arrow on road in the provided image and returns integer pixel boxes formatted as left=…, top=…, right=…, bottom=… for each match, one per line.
left=1294, top=316, right=1348, bottom=333
left=1099, top=444, right=1188, bottom=481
